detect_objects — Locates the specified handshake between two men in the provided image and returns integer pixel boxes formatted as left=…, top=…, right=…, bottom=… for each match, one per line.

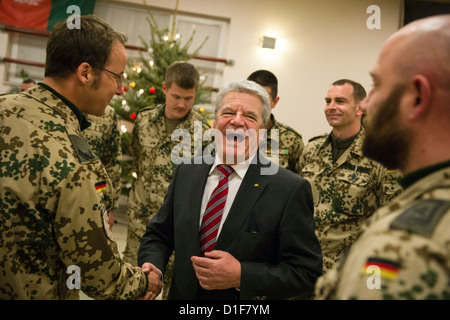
left=138, top=250, right=242, bottom=300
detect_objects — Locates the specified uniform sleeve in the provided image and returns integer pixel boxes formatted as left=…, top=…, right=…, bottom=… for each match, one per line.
left=290, top=136, right=304, bottom=174
left=331, top=229, right=449, bottom=299
left=297, top=142, right=310, bottom=174
left=53, top=163, right=148, bottom=300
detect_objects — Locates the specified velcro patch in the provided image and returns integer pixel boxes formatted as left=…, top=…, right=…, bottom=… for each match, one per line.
left=390, top=199, right=450, bottom=237
left=68, top=134, right=99, bottom=163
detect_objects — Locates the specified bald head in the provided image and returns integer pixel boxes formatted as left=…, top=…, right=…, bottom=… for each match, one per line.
left=380, top=14, right=450, bottom=89
left=363, top=14, right=450, bottom=174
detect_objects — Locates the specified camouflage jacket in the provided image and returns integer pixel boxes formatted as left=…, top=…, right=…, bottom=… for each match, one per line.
left=260, top=114, right=304, bottom=174
left=0, top=85, right=147, bottom=299
left=298, top=129, right=402, bottom=272
left=127, top=104, right=210, bottom=238
left=315, top=163, right=450, bottom=299
left=82, top=105, right=122, bottom=208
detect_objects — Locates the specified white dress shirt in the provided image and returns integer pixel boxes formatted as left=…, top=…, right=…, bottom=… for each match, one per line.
left=199, top=154, right=256, bottom=237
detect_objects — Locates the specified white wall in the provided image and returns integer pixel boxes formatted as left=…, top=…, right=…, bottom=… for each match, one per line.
left=0, top=0, right=403, bottom=141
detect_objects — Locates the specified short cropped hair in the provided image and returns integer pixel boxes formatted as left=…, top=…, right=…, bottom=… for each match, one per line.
left=247, top=69, right=278, bottom=100
left=164, top=61, right=200, bottom=90
left=215, top=80, right=271, bottom=125
left=22, top=79, right=36, bottom=85
left=332, top=79, right=367, bottom=103
left=45, top=15, right=127, bottom=79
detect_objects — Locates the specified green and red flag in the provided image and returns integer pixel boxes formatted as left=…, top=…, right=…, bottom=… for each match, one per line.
left=0, top=0, right=96, bottom=31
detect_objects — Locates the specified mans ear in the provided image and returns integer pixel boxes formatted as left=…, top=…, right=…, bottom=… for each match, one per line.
left=77, top=62, right=93, bottom=83
left=272, top=96, right=280, bottom=109
left=410, top=75, right=431, bottom=120
left=355, top=101, right=365, bottom=117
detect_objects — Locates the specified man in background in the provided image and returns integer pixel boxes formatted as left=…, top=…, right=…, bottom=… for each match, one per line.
left=315, top=14, right=450, bottom=300
left=298, top=79, right=402, bottom=272
left=20, top=78, right=36, bottom=92
left=247, top=70, right=304, bottom=173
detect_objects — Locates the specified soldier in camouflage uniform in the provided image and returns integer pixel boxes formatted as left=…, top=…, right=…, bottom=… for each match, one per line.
left=315, top=15, right=450, bottom=299
left=298, top=79, right=402, bottom=273
left=82, top=105, right=123, bottom=228
left=247, top=70, right=304, bottom=173
left=124, top=62, right=210, bottom=299
left=0, top=15, right=160, bottom=300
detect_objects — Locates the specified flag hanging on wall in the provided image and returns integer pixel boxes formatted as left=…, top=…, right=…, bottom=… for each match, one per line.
left=0, top=0, right=96, bottom=31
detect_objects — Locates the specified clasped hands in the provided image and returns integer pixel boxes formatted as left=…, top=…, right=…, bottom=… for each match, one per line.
left=191, top=250, right=241, bottom=290
left=136, top=263, right=163, bottom=300
left=136, top=250, right=240, bottom=300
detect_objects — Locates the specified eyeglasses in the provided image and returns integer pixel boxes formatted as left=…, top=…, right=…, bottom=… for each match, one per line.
left=101, top=67, right=124, bottom=84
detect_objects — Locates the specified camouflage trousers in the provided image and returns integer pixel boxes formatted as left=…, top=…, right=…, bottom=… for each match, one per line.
left=123, top=228, right=174, bottom=300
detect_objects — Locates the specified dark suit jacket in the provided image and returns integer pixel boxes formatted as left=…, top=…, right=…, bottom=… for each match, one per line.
left=138, top=154, right=322, bottom=299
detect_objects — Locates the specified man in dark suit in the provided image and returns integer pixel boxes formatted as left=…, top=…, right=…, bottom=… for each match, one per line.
left=138, top=80, right=322, bottom=299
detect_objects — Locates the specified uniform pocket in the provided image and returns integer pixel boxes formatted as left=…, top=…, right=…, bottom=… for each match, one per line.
left=335, top=169, right=371, bottom=216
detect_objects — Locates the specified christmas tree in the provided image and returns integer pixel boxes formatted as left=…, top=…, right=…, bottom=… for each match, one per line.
left=110, top=1, right=214, bottom=187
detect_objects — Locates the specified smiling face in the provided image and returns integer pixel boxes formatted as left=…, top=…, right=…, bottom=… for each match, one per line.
left=324, top=84, right=362, bottom=137
left=212, top=91, right=265, bottom=164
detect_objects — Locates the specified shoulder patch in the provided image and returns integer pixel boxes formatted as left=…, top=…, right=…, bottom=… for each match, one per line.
left=390, top=199, right=450, bottom=237
left=68, top=134, right=99, bottom=163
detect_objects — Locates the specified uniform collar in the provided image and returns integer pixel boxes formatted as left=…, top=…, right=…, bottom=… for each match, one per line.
left=400, top=160, right=450, bottom=189
left=38, top=82, right=91, bottom=131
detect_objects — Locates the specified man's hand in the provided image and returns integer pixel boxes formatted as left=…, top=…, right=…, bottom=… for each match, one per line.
left=191, top=250, right=241, bottom=290
left=136, top=263, right=162, bottom=300
left=108, top=210, right=114, bottom=230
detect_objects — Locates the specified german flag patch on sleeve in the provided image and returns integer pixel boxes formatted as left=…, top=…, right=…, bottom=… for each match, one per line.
left=95, top=181, right=107, bottom=193
left=361, top=257, right=401, bottom=280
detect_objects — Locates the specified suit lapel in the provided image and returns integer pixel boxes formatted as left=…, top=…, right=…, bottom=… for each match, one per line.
left=215, top=160, right=269, bottom=250
left=189, top=163, right=211, bottom=251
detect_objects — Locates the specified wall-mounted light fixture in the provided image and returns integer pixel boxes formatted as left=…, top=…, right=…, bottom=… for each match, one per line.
left=262, top=36, right=276, bottom=49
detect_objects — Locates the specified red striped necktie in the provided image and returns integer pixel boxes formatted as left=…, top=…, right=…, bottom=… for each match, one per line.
left=199, top=164, right=235, bottom=256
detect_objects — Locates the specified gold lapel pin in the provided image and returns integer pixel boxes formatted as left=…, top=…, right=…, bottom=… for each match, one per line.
left=254, top=184, right=259, bottom=188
